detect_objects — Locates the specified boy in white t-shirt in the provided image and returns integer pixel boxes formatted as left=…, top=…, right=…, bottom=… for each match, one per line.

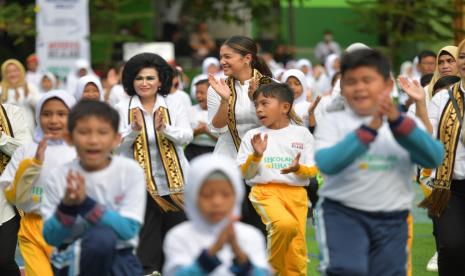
left=314, top=49, right=444, bottom=275
left=184, top=76, right=217, bottom=160
left=237, top=83, right=318, bottom=275
left=41, top=100, right=146, bottom=275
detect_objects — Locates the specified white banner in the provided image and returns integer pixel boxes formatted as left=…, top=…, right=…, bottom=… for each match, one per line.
left=36, top=0, right=90, bottom=80
left=123, top=42, right=175, bottom=63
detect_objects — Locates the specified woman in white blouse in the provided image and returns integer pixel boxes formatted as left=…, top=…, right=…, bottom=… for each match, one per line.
left=207, top=35, right=273, bottom=236
left=0, top=59, right=40, bottom=131
left=115, top=53, right=193, bottom=275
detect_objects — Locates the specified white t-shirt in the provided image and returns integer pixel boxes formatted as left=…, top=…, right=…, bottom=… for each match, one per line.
left=115, top=95, right=192, bottom=196
left=428, top=86, right=465, bottom=180
left=207, top=79, right=261, bottom=159
left=0, top=142, right=76, bottom=213
left=316, top=109, right=418, bottom=212
left=40, top=156, right=146, bottom=248
left=189, top=104, right=217, bottom=147
left=167, top=90, right=192, bottom=113
left=237, top=124, right=315, bottom=186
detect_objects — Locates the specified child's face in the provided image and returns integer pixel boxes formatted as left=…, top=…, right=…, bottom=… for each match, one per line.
left=197, top=179, right=236, bottom=224
left=254, top=93, right=291, bottom=128
left=207, top=64, right=219, bottom=75
left=40, top=98, right=69, bottom=139
left=41, top=77, right=53, bottom=92
left=195, top=83, right=209, bottom=109
left=286, top=76, right=303, bottom=99
left=341, top=66, right=393, bottom=116
left=70, top=116, right=120, bottom=171
left=82, top=83, right=100, bottom=101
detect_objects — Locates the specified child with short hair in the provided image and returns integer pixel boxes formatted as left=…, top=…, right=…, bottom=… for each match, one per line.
left=184, top=76, right=218, bottom=160
left=1, top=91, right=76, bottom=276
left=314, top=49, right=444, bottom=275
left=40, top=100, right=146, bottom=275
left=163, top=154, right=270, bottom=275
left=237, top=83, right=318, bottom=275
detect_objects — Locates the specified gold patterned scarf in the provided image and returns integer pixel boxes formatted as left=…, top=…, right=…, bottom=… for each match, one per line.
left=226, top=69, right=302, bottom=151
left=0, top=105, right=13, bottom=174
left=129, top=98, right=184, bottom=212
left=420, top=83, right=463, bottom=216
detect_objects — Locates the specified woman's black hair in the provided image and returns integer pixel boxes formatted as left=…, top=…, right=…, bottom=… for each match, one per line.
left=122, top=53, right=173, bottom=96
left=433, top=75, right=460, bottom=94
left=223, top=35, right=272, bottom=77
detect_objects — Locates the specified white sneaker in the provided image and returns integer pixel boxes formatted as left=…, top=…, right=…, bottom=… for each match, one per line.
left=426, top=252, right=438, bottom=272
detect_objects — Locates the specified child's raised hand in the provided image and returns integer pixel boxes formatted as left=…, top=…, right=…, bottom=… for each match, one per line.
left=378, top=92, right=400, bottom=122
left=63, top=171, right=86, bottom=206
left=281, top=153, right=301, bottom=174
left=228, top=216, right=248, bottom=265
left=155, top=109, right=166, bottom=131
left=208, top=74, right=231, bottom=101
left=74, top=172, right=87, bottom=205
left=131, top=108, right=143, bottom=132
left=398, top=76, right=425, bottom=102
left=308, top=95, right=322, bottom=115
left=251, top=133, right=268, bottom=157
left=34, top=135, right=50, bottom=163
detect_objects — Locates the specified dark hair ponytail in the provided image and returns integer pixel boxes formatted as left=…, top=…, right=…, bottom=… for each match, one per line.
left=223, top=35, right=272, bottom=78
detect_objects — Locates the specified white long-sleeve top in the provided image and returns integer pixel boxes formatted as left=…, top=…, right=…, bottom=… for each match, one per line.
left=207, top=79, right=261, bottom=159
left=0, top=103, right=34, bottom=225
left=0, top=83, right=40, bottom=131
left=115, top=95, right=193, bottom=196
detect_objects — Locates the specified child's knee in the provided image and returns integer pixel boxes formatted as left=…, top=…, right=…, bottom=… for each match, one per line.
left=82, top=226, right=117, bottom=256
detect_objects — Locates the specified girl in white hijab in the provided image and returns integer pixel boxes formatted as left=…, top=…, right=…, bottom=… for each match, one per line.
left=39, top=72, right=57, bottom=94
left=190, top=57, right=222, bottom=99
left=163, top=154, right=270, bottom=276
left=74, top=75, right=105, bottom=101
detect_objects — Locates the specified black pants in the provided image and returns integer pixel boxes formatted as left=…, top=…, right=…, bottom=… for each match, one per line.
left=137, top=194, right=186, bottom=274
left=242, top=185, right=267, bottom=237
left=434, top=180, right=465, bottom=276
left=184, top=144, right=215, bottom=161
left=0, top=214, right=20, bottom=276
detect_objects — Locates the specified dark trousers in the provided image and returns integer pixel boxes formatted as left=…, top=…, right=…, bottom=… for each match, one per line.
left=316, top=199, right=408, bottom=276
left=184, top=144, right=215, bottom=161
left=53, top=225, right=142, bottom=276
left=434, top=180, right=465, bottom=276
left=242, top=185, right=267, bottom=238
left=137, top=194, right=186, bottom=274
left=0, top=214, right=20, bottom=276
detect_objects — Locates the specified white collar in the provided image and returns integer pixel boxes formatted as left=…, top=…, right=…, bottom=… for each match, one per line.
left=129, top=95, right=167, bottom=113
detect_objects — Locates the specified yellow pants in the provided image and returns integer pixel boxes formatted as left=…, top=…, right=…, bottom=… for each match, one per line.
left=407, top=213, right=413, bottom=276
left=18, top=213, right=53, bottom=276
left=249, top=183, right=308, bottom=276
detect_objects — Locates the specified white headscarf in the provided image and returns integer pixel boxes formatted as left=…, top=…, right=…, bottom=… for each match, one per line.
left=345, top=42, right=370, bottom=53
left=34, top=90, right=76, bottom=143
left=185, top=153, right=244, bottom=235
left=400, top=61, right=413, bottom=78
left=324, top=53, right=339, bottom=80
left=282, top=69, right=308, bottom=104
left=296, top=59, right=312, bottom=72
left=74, top=75, right=104, bottom=101
left=39, top=72, right=57, bottom=93
left=202, top=57, right=220, bottom=74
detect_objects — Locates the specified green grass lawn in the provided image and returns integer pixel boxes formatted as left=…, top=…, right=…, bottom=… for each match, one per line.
left=306, top=223, right=437, bottom=275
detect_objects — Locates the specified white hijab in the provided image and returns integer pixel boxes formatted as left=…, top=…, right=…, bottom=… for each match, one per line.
left=282, top=69, right=308, bottom=104
left=34, top=90, right=76, bottom=143
left=74, top=75, right=104, bottom=101
left=202, top=57, right=220, bottom=74
left=324, top=53, right=339, bottom=80
left=39, top=72, right=57, bottom=93
left=184, top=153, right=244, bottom=235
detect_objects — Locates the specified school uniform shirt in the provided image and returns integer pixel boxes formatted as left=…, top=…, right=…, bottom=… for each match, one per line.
left=428, top=85, right=465, bottom=180
left=167, top=90, right=192, bottom=113
left=0, top=84, right=40, bottom=130
left=237, top=124, right=316, bottom=186
left=189, top=104, right=217, bottom=147
left=115, top=95, right=192, bottom=196
left=207, top=79, right=261, bottom=159
left=163, top=154, right=270, bottom=276
left=40, top=156, right=147, bottom=248
left=315, top=108, right=435, bottom=212
left=0, top=103, right=33, bottom=226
